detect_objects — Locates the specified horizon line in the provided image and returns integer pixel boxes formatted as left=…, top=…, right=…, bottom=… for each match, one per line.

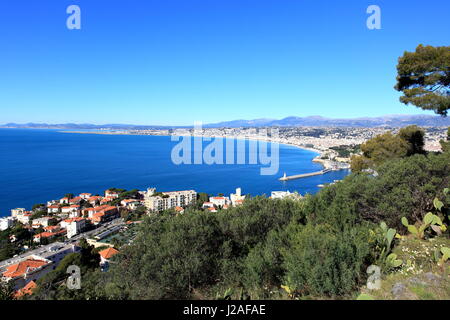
left=1, top=113, right=447, bottom=127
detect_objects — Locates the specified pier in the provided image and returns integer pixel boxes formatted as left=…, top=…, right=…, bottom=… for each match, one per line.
left=279, top=168, right=332, bottom=181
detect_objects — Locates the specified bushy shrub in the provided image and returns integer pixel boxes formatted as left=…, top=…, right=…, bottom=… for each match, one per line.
left=283, top=224, right=372, bottom=297
left=304, top=152, right=450, bottom=230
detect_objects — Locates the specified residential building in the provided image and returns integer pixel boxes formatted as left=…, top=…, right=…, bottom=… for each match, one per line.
left=99, top=247, right=119, bottom=271
left=79, top=193, right=92, bottom=200
left=144, top=188, right=197, bottom=212
left=15, top=280, right=37, bottom=298
left=69, top=197, right=82, bottom=205
left=47, top=205, right=60, bottom=214
left=174, top=206, right=184, bottom=214
left=32, top=216, right=55, bottom=228
left=16, top=213, right=32, bottom=225
left=120, top=199, right=142, bottom=210
left=66, top=218, right=87, bottom=238
left=87, top=196, right=103, bottom=206
left=84, top=205, right=118, bottom=224
left=0, top=217, right=15, bottom=231
left=104, top=189, right=120, bottom=199
left=11, top=208, right=26, bottom=217
left=202, top=202, right=214, bottom=209
left=60, top=197, right=69, bottom=204
left=38, top=243, right=81, bottom=265
left=1, top=256, right=52, bottom=290
left=33, top=227, right=66, bottom=243
left=230, top=188, right=245, bottom=206
left=209, top=196, right=230, bottom=207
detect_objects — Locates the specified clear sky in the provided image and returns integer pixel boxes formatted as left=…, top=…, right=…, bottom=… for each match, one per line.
left=0, top=0, right=449, bottom=125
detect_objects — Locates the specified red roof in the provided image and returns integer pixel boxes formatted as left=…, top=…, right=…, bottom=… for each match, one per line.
left=99, top=247, right=119, bottom=259
left=34, top=229, right=66, bottom=239
left=3, top=259, right=49, bottom=278
left=15, top=280, right=37, bottom=298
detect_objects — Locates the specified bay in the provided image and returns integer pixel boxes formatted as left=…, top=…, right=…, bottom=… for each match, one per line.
left=0, top=129, right=349, bottom=216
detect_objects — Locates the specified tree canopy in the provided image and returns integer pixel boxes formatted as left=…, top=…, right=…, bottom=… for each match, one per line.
left=395, top=44, right=450, bottom=116
left=350, top=126, right=426, bottom=172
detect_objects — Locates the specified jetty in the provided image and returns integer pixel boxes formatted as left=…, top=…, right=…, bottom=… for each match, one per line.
left=279, top=168, right=332, bottom=181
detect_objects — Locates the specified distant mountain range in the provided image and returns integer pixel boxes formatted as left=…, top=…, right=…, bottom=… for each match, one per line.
left=1, top=115, right=450, bottom=129
left=205, top=115, right=450, bottom=128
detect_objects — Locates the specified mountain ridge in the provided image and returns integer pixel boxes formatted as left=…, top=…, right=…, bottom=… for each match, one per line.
left=1, top=114, right=450, bottom=129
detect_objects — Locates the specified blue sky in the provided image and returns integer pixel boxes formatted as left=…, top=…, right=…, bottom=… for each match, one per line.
left=0, top=0, right=449, bottom=125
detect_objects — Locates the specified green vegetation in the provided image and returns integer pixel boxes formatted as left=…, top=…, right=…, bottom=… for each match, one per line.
left=0, top=281, right=15, bottom=300
left=395, top=44, right=450, bottom=116
left=440, top=128, right=450, bottom=152
left=329, top=145, right=360, bottom=158
left=350, top=126, right=427, bottom=172
left=26, top=148, right=450, bottom=300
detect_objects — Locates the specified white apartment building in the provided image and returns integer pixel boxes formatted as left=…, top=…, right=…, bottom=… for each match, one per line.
left=209, top=196, right=230, bottom=207
left=144, top=188, right=197, bottom=212
left=11, top=208, right=26, bottom=217
left=230, top=188, right=246, bottom=206
left=66, top=218, right=87, bottom=238
left=0, top=217, right=15, bottom=231
left=16, top=213, right=32, bottom=225
left=32, top=216, right=54, bottom=228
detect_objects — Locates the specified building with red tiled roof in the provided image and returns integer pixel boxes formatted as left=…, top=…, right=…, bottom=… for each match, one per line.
left=86, top=205, right=118, bottom=224
left=47, top=204, right=60, bottom=214
left=2, top=257, right=52, bottom=290
left=33, top=229, right=66, bottom=243
left=69, top=196, right=82, bottom=204
left=99, top=247, right=119, bottom=260
left=15, top=280, right=37, bottom=298
left=209, top=196, right=230, bottom=207
left=104, top=189, right=120, bottom=198
left=87, top=196, right=103, bottom=206
left=99, top=247, right=119, bottom=271
left=174, top=206, right=184, bottom=213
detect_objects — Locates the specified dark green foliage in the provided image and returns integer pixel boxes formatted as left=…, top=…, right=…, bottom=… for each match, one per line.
left=395, top=44, right=450, bottom=116
left=0, top=280, right=15, bottom=300
left=312, top=152, right=450, bottom=230
left=31, top=210, right=48, bottom=220
left=104, top=211, right=223, bottom=299
left=441, top=127, right=450, bottom=152
left=351, top=126, right=427, bottom=172
left=32, top=203, right=45, bottom=211
left=329, top=145, right=360, bottom=158
left=283, top=224, right=372, bottom=297
left=398, top=125, right=426, bottom=156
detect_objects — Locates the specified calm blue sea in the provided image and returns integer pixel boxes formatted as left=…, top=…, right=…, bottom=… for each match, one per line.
left=0, top=129, right=349, bottom=216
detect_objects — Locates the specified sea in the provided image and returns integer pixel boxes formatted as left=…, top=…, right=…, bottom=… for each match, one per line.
left=0, top=128, right=350, bottom=216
